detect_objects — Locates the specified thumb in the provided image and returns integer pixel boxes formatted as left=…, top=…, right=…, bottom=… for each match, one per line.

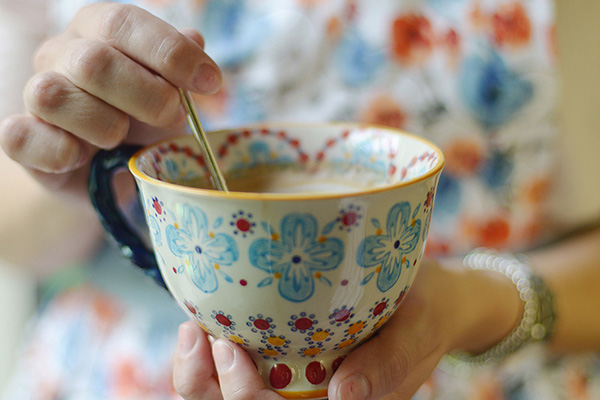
left=212, top=339, right=285, bottom=400
left=328, top=294, right=447, bottom=400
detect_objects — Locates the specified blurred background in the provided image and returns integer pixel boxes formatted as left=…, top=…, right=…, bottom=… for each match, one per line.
left=1, top=0, right=600, bottom=394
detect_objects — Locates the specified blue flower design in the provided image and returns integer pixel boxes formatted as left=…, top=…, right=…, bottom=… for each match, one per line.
left=459, top=49, right=533, bottom=130
left=200, top=0, right=270, bottom=67
left=232, top=141, right=293, bottom=171
left=357, top=202, right=421, bottom=292
left=480, top=149, right=514, bottom=189
left=166, top=205, right=239, bottom=293
left=335, top=28, right=384, bottom=87
left=147, top=215, right=162, bottom=247
left=249, top=213, right=344, bottom=302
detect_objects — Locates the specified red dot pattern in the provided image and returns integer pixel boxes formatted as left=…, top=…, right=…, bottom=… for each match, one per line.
left=294, top=318, right=313, bottom=330
left=270, top=364, right=293, bottom=389
left=215, top=314, right=232, bottom=327
left=305, top=361, right=327, bottom=385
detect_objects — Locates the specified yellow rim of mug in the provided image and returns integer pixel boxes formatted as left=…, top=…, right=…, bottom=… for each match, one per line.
left=275, top=388, right=329, bottom=399
left=128, top=122, right=446, bottom=201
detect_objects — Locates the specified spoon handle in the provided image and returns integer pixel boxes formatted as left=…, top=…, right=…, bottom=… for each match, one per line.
left=179, top=89, right=229, bottom=192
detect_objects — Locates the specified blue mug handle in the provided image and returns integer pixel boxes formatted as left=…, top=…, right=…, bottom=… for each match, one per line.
left=88, top=145, right=166, bottom=289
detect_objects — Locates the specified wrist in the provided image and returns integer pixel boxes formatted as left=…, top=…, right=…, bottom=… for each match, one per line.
left=443, top=259, right=523, bottom=355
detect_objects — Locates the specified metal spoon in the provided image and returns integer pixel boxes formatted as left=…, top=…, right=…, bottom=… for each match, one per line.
left=179, top=89, right=229, bottom=192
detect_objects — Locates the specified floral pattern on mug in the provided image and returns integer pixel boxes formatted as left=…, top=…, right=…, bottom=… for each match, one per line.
left=166, top=204, right=239, bottom=293
left=356, top=202, right=422, bottom=292
left=249, top=213, right=345, bottom=302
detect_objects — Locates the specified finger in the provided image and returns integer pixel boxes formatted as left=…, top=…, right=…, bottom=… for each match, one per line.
left=212, top=339, right=283, bottom=400
left=328, top=295, right=446, bottom=400
left=72, top=3, right=221, bottom=94
left=0, top=114, right=87, bottom=173
left=48, top=38, right=184, bottom=129
left=24, top=71, right=130, bottom=149
left=179, top=28, right=205, bottom=49
left=173, top=321, right=223, bottom=400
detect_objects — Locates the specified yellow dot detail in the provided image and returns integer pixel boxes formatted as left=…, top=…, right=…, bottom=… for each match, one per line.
left=274, top=272, right=282, bottom=279
left=374, top=316, right=389, bottom=329
left=318, top=236, right=327, bottom=243
left=197, top=322, right=209, bottom=333
left=174, top=223, right=179, bottom=229
left=314, top=272, right=322, bottom=279
left=376, top=228, right=383, bottom=235
left=312, top=331, right=330, bottom=341
left=375, top=266, right=382, bottom=273
left=229, top=335, right=244, bottom=345
left=338, top=338, right=355, bottom=349
left=411, top=219, right=416, bottom=227
left=348, top=321, right=365, bottom=335
left=272, top=233, right=280, bottom=241
left=214, top=264, right=220, bottom=270
left=185, top=259, right=190, bottom=266
left=304, top=348, right=322, bottom=356
left=267, top=336, right=286, bottom=346
left=263, top=349, right=279, bottom=357
left=209, top=232, right=215, bottom=238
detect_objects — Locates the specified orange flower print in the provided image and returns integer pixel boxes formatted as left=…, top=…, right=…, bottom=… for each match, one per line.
left=391, top=14, right=434, bottom=66
left=566, top=366, right=592, bottom=400
left=468, top=371, right=506, bottom=400
left=492, top=2, right=532, bottom=48
left=326, top=16, right=343, bottom=41
left=360, top=95, right=406, bottom=129
left=548, top=23, right=559, bottom=59
left=469, top=2, right=488, bottom=31
left=478, top=216, right=511, bottom=249
left=443, top=28, right=461, bottom=68
left=443, top=138, right=484, bottom=177
left=520, top=176, right=551, bottom=205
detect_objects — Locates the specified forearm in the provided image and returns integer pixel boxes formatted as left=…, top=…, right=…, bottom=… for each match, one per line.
left=440, top=223, right=600, bottom=357
left=530, top=224, right=600, bottom=352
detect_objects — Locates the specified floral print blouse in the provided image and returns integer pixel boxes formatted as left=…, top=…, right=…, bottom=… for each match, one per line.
left=4, top=1, right=599, bottom=400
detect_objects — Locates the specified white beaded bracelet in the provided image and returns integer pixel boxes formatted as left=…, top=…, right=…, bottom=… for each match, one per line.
left=447, top=248, right=556, bottom=367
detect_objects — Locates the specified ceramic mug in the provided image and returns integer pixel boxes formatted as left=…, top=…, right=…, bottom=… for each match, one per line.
left=88, top=123, right=445, bottom=399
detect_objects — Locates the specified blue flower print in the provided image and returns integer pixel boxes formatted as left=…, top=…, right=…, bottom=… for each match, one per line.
left=147, top=215, right=162, bottom=248
left=335, top=28, right=384, bottom=87
left=200, top=0, right=270, bottom=67
left=459, top=50, right=533, bottom=130
left=432, top=172, right=461, bottom=218
left=166, top=205, right=239, bottom=293
left=249, top=213, right=344, bottom=303
left=232, top=141, right=293, bottom=171
left=480, top=149, right=514, bottom=189
left=357, top=202, right=421, bottom=293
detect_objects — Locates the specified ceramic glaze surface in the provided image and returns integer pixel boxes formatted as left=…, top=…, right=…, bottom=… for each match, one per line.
left=125, top=124, right=444, bottom=398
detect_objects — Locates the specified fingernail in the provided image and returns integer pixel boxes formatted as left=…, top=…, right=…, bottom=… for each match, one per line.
left=194, top=63, right=221, bottom=94
left=337, top=374, right=370, bottom=400
left=178, top=324, right=198, bottom=356
left=213, top=340, right=235, bottom=373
